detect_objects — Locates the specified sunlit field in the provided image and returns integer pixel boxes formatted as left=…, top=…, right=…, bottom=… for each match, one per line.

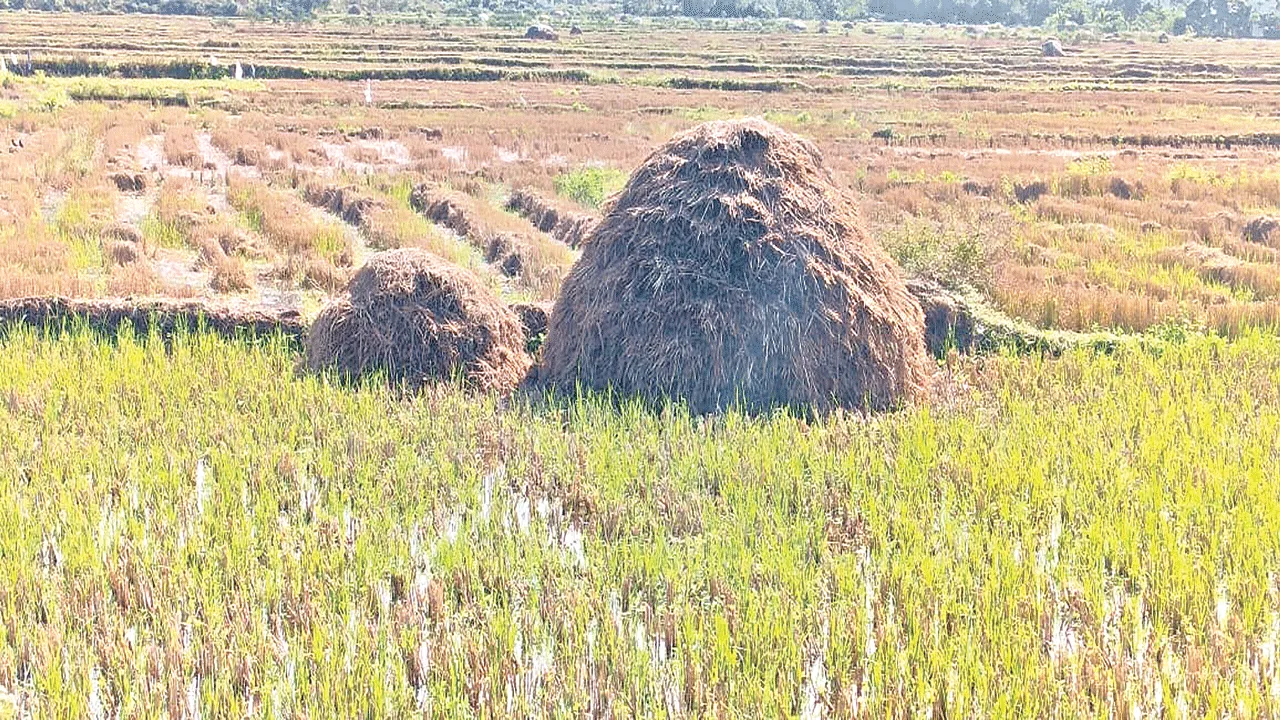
left=1, top=327, right=1278, bottom=716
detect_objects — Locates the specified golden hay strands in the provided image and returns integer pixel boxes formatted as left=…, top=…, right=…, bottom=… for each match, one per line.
left=535, top=118, right=929, bottom=415
left=305, top=248, right=531, bottom=393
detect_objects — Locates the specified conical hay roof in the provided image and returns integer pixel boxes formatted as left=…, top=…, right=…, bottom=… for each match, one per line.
left=307, top=248, right=531, bottom=393
left=535, top=118, right=929, bottom=414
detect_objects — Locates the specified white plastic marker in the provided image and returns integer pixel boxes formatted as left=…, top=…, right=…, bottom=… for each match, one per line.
left=364, top=79, right=373, bottom=105
left=234, top=62, right=243, bottom=80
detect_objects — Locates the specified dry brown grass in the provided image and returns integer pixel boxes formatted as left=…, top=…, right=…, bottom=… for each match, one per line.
left=410, top=183, right=571, bottom=298
left=105, top=262, right=170, bottom=297
left=266, top=130, right=325, bottom=164
left=209, top=255, right=252, bottom=292
left=163, top=125, right=202, bottom=169
left=344, top=143, right=385, bottom=165
left=228, top=174, right=350, bottom=260
left=210, top=128, right=286, bottom=172
left=0, top=269, right=94, bottom=299
left=102, top=109, right=149, bottom=163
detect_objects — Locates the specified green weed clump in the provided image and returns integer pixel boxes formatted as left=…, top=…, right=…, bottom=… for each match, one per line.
left=0, top=327, right=1278, bottom=716
left=879, top=207, right=1009, bottom=291
left=553, top=166, right=627, bottom=209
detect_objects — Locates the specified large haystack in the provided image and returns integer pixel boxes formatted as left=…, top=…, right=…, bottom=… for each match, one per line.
left=535, top=118, right=929, bottom=414
left=306, top=248, right=530, bottom=392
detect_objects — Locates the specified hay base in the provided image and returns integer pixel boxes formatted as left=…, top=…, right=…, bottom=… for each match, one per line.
left=0, top=296, right=306, bottom=341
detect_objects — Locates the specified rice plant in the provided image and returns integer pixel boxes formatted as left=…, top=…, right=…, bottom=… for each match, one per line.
left=0, top=325, right=1277, bottom=716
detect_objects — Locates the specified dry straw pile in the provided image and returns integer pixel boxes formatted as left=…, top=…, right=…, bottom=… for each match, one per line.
left=306, top=248, right=530, bottom=392
left=535, top=118, right=929, bottom=413
left=506, top=188, right=595, bottom=249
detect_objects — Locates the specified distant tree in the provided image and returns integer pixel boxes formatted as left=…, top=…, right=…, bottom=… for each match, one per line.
left=1183, top=0, right=1253, bottom=35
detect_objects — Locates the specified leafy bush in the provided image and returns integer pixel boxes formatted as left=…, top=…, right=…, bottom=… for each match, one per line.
left=553, top=166, right=626, bottom=209
left=879, top=207, right=1010, bottom=290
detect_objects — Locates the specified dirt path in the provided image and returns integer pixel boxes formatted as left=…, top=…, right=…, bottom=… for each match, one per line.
left=131, top=133, right=214, bottom=295
left=122, top=132, right=309, bottom=309
left=114, top=135, right=161, bottom=229
left=317, top=138, right=411, bottom=175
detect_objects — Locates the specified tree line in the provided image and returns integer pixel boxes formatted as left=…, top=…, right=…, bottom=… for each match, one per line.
left=1, top=0, right=1275, bottom=38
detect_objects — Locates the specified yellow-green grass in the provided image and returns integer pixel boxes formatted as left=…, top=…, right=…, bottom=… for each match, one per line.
left=0, top=327, right=1277, bottom=716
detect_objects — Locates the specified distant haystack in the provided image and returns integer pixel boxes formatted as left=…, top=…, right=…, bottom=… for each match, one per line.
left=109, top=172, right=147, bottom=193
left=786, top=19, right=808, bottom=32
left=306, top=249, right=531, bottom=393
left=106, top=240, right=143, bottom=267
left=1244, top=216, right=1279, bottom=245
left=1158, top=32, right=1170, bottom=43
left=526, top=25, right=559, bottom=41
left=534, top=118, right=929, bottom=414
left=569, top=25, right=583, bottom=36
left=511, top=300, right=552, bottom=339
left=1042, top=38, right=1065, bottom=57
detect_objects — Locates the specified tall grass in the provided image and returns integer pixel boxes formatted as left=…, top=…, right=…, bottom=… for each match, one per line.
left=0, top=327, right=1278, bottom=716
left=227, top=175, right=350, bottom=262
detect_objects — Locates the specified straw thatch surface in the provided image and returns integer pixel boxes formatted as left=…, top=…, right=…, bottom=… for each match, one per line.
left=306, top=248, right=530, bottom=392
left=535, top=118, right=929, bottom=414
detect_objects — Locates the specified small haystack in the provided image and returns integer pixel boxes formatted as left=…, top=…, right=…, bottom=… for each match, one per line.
left=1108, top=177, right=1136, bottom=200
left=535, top=118, right=929, bottom=414
left=1243, top=216, right=1279, bottom=245
left=304, top=183, right=382, bottom=227
left=1014, top=180, right=1048, bottom=204
left=1042, top=38, right=1065, bottom=57
left=110, top=172, right=147, bottom=193
left=306, top=248, right=530, bottom=392
left=106, top=240, right=142, bottom=266
left=511, top=300, right=552, bottom=339
left=526, top=25, right=559, bottom=41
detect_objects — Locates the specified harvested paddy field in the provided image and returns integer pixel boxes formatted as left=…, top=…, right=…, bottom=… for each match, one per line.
left=1, top=11, right=1279, bottom=717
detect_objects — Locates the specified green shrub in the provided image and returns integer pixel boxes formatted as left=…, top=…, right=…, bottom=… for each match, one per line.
left=879, top=207, right=1009, bottom=290
left=553, top=166, right=626, bottom=209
